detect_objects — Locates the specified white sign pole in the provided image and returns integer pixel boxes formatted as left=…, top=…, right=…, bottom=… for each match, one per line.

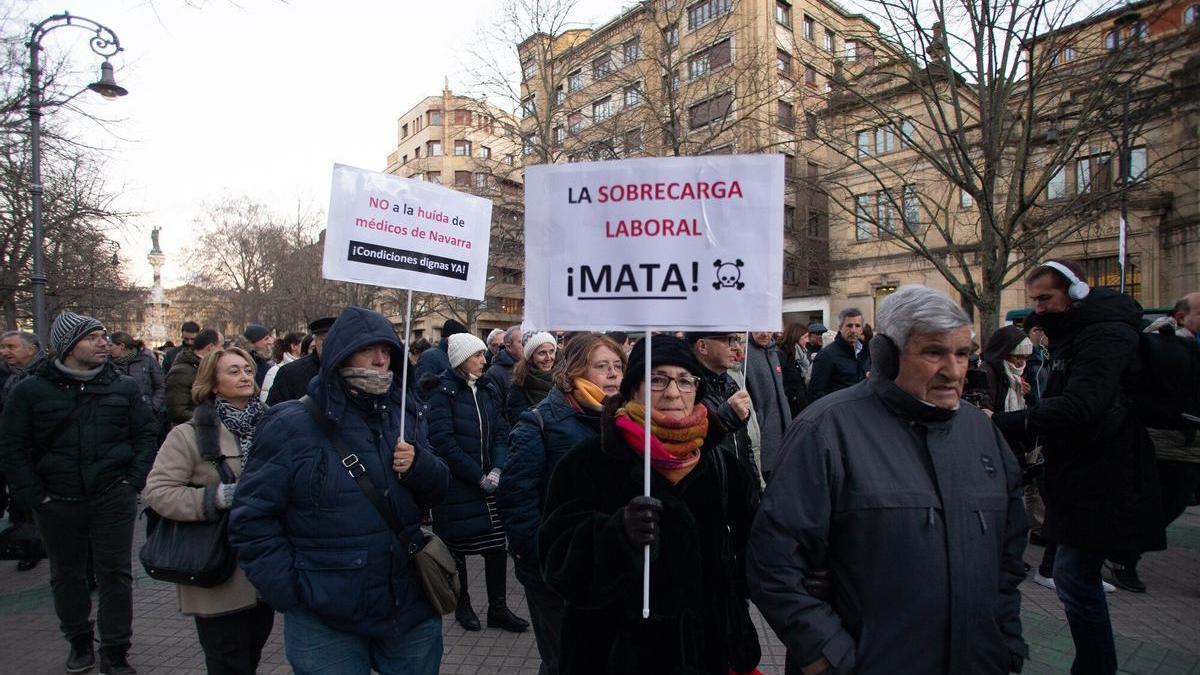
left=642, top=329, right=653, bottom=619
left=397, top=289, right=414, bottom=448
left=743, top=330, right=751, bottom=390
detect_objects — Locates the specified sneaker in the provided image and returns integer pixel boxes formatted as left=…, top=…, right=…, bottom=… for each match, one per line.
left=1104, top=562, right=1147, bottom=593
left=1032, top=572, right=1056, bottom=590
left=66, top=636, right=96, bottom=673
left=99, top=650, right=137, bottom=675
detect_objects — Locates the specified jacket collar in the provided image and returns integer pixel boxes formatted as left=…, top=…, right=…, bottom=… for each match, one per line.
left=869, top=377, right=956, bottom=425
left=38, top=358, right=116, bottom=386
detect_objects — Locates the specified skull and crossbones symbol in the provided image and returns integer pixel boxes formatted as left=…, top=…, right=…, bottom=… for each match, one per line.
left=713, top=259, right=745, bottom=290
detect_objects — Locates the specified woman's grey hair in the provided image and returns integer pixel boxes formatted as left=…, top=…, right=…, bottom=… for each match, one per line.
left=876, top=285, right=971, bottom=351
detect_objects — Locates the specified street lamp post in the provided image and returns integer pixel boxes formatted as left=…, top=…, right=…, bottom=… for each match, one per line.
left=27, top=12, right=127, bottom=344
left=1112, top=7, right=1141, bottom=295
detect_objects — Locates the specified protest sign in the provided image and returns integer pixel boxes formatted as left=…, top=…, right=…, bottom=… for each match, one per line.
left=524, top=155, right=784, bottom=331
left=324, top=163, right=492, bottom=299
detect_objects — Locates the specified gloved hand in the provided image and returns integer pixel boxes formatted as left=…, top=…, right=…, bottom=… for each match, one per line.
left=620, top=495, right=663, bottom=547
left=479, top=468, right=501, bottom=494
left=215, top=483, right=237, bottom=510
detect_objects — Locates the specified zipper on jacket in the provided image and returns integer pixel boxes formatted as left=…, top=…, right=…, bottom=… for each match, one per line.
left=926, top=506, right=935, bottom=528
left=976, top=510, right=988, bottom=534
left=469, top=384, right=485, bottom=466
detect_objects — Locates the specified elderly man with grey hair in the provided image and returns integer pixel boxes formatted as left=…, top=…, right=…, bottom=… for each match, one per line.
left=481, top=325, right=523, bottom=414
left=748, top=285, right=1027, bottom=675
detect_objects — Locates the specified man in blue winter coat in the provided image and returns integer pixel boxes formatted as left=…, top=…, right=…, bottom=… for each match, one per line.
left=229, top=306, right=450, bottom=675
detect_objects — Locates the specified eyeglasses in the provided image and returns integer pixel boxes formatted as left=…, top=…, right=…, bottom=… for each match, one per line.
left=648, top=374, right=700, bottom=393
left=591, top=361, right=623, bottom=373
left=703, top=335, right=743, bottom=348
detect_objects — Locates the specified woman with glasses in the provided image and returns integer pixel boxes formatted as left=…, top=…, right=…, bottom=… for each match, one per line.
left=538, top=335, right=761, bottom=674
left=496, top=334, right=625, bottom=675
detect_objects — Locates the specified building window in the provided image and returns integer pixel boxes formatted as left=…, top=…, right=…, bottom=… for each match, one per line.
left=1076, top=153, right=1111, bottom=193
left=777, top=101, right=795, bottom=129
left=1047, top=167, right=1066, bottom=200
left=783, top=153, right=795, bottom=180
left=554, top=85, right=565, bottom=105
left=592, top=53, right=614, bottom=80
left=857, top=130, right=872, bottom=157
left=807, top=209, right=823, bottom=237
left=474, top=173, right=488, bottom=189
left=875, top=125, right=897, bottom=154
left=426, top=171, right=442, bottom=184
left=689, top=39, right=731, bottom=80
left=687, top=0, right=732, bottom=30
left=454, top=140, right=471, bottom=156
left=664, top=24, right=679, bottom=47
left=1127, top=21, right=1147, bottom=41
left=803, top=15, right=815, bottom=41
left=776, top=0, right=791, bottom=26
left=522, top=59, right=537, bottom=80
left=900, top=119, right=916, bottom=146
left=960, top=188, right=974, bottom=208
left=624, top=83, right=642, bottom=107
left=824, top=29, right=836, bottom=52
left=453, top=109, right=472, bottom=126
left=1126, top=146, right=1148, bottom=183
left=688, top=90, right=734, bottom=130
left=805, top=112, right=818, bottom=138
left=804, top=64, right=817, bottom=86
left=523, top=134, right=536, bottom=156
left=568, top=110, right=584, bottom=135
left=855, top=194, right=873, bottom=240
left=521, top=95, right=536, bottom=119
left=784, top=205, right=796, bottom=233
left=454, top=171, right=472, bottom=187
left=427, top=140, right=442, bottom=157
left=777, top=48, right=792, bottom=76
left=401, top=123, right=409, bottom=138
left=592, top=96, right=615, bottom=122
left=553, top=125, right=566, bottom=144
left=1186, top=5, right=1199, bottom=26
left=877, top=189, right=897, bottom=235
left=624, top=127, right=643, bottom=153
left=568, top=69, right=583, bottom=91
left=1052, top=45, right=1077, bottom=66
left=902, top=184, right=920, bottom=232
left=1104, top=30, right=1119, bottom=50
left=624, top=37, right=641, bottom=62
left=1080, top=256, right=1140, bottom=300
left=401, top=154, right=408, bottom=164
left=414, top=146, right=421, bottom=159
left=504, top=154, right=514, bottom=166
left=845, top=41, right=858, bottom=62
left=478, top=145, right=491, bottom=159
left=428, top=109, right=442, bottom=125
left=500, top=297, right=524, bottom=315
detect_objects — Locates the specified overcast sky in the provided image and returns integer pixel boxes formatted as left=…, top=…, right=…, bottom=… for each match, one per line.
left=22, top=0, right=623, bottom=288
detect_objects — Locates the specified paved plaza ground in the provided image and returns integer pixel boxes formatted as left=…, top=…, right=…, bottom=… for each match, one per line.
left=2, top=507, right=1198, bottom=674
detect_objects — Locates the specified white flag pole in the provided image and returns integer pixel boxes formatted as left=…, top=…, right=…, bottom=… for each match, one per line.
left=642, top=328, right=653, bottom=619
left=743, top=330, right=751, bottom=390
left=398, top=289, right=414, bottom=447
left=1118, top=216, right=1128, bottom=294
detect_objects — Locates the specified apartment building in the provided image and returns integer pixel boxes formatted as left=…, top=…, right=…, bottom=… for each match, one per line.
left=383, top=84, right=527, bottom=340
left=516, top=0, right=883, bottom=328
left=822, top=0, right=1199, bottom=327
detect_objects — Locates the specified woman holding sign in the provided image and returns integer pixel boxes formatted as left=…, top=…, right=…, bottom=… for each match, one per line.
left=425, top=333, right=529, bottom=634
left=538, top=335, right=761, bottom=674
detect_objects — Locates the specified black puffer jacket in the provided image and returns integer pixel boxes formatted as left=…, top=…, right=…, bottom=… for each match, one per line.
left=265, top=352, right=319, bottom=405
left=114, top=348, right=166, bottom=415
left=425, top=368, right=510, bottom=541
left=0, top=360, right=158, bottom=509
left=995, top=288, right=1165, bottom=554
left=697, top=363, right=758, bottom=494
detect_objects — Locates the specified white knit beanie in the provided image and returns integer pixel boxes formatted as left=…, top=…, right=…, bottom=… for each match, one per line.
left=447, top=333, right=487, bottom=369
left=1010, top=337, right=1034, bottom=356
left=523, top=331, right=557, bottom=360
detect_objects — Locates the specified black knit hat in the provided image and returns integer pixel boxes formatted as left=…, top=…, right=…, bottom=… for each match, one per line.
left=51, top=311, right=104, bottom=358
left=308, top=317, right=336, bottom=335
left=243, top=324, right=270, bottom=343
left=620, top=335, right=707, bottom=402
left=441, top=319, right=468, bottom=338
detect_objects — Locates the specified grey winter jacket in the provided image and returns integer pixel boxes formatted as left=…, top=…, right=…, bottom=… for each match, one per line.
left=114, top=349, right=166, bottom=415
left=744, top=340, right=792, bottom=476
left=747, top=378, right=1028, bottom=675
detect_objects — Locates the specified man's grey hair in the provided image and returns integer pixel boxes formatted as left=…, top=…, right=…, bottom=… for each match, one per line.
left=503, top=325, right=522, bottom=345
left=1174, top=296, right=1191, bottom=316
left=1, top=331, right=39, bottom=349
left=875, top=285, right=971, bottom=351
left=486, top=328, right=504, bottom=343
left=837, top=307, right=863, bottom=327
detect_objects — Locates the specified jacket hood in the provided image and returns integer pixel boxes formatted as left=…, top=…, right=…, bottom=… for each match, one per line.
left=311, top=306, right=404, bottom=422
left=1039, top=287, right=1142, bottom=339
left=981, top=325, right=1029, bottom=368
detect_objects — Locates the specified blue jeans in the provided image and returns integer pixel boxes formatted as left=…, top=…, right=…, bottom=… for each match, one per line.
left=284, top=610, right=442, bottom=675
left=1052, top=544, right=1117, bottom=675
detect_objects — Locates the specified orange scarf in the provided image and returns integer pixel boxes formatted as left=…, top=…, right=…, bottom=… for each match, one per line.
left=614, top=401, right=708, bottom=484
left=571, top=377, right=607, bottom=411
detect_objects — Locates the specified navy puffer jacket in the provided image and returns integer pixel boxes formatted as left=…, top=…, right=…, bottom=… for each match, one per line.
left=497, top=387, right=600, bottom=588
left=425, top=367, right=509, bottom=541
left=229, top=306, right=449, bottom=637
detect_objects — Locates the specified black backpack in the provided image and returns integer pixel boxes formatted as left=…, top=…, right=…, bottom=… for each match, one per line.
left=1127, top=324, right=1200, bottom=431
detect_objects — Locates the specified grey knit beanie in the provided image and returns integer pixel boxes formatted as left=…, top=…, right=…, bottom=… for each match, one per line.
left=51, top=311, right=105, bottom=357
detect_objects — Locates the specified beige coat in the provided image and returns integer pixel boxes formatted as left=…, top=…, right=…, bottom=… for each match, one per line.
left=142, top=403, right=261, bottom=617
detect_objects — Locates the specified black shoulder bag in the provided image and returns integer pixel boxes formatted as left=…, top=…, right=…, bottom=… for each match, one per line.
left=139, top=455, right=238, bottom=588
left=713, top=448, right=762, bottom=674
left=299, top=396, right=460, bottom=615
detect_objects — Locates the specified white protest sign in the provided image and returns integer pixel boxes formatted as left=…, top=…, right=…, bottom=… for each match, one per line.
left=524, top=155, right=784, bottom=331
left=323, top=164, right=492, bottom=299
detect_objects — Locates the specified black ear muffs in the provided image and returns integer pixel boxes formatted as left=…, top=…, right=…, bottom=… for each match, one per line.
left=868, top=334, right=901, bottom=381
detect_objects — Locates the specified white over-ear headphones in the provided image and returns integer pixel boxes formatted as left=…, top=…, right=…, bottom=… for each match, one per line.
left=1042, top=261, right=1091, bottom=300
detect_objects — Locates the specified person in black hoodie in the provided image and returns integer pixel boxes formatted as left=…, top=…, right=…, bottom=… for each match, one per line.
left=265, top=317, right=334, bottom=406
left=994, top=260, right=1164, bottom=675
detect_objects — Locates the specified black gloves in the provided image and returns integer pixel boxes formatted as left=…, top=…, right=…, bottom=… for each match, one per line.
left=621, top=495, right=663, bottom=547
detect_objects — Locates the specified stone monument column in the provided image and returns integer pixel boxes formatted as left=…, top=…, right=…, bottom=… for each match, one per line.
left=143, top=227, right=169, bottom=344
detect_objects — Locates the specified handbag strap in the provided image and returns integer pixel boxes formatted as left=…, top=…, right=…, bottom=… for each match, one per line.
left=299, top=396, right=410, bottom=545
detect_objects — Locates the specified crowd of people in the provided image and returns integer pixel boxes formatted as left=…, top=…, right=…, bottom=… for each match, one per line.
left=0, top=259, right=1197, bottom=675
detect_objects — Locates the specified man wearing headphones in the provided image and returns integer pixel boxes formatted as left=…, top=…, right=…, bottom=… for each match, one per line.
left=994, top=259, right=1164, bottom=675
